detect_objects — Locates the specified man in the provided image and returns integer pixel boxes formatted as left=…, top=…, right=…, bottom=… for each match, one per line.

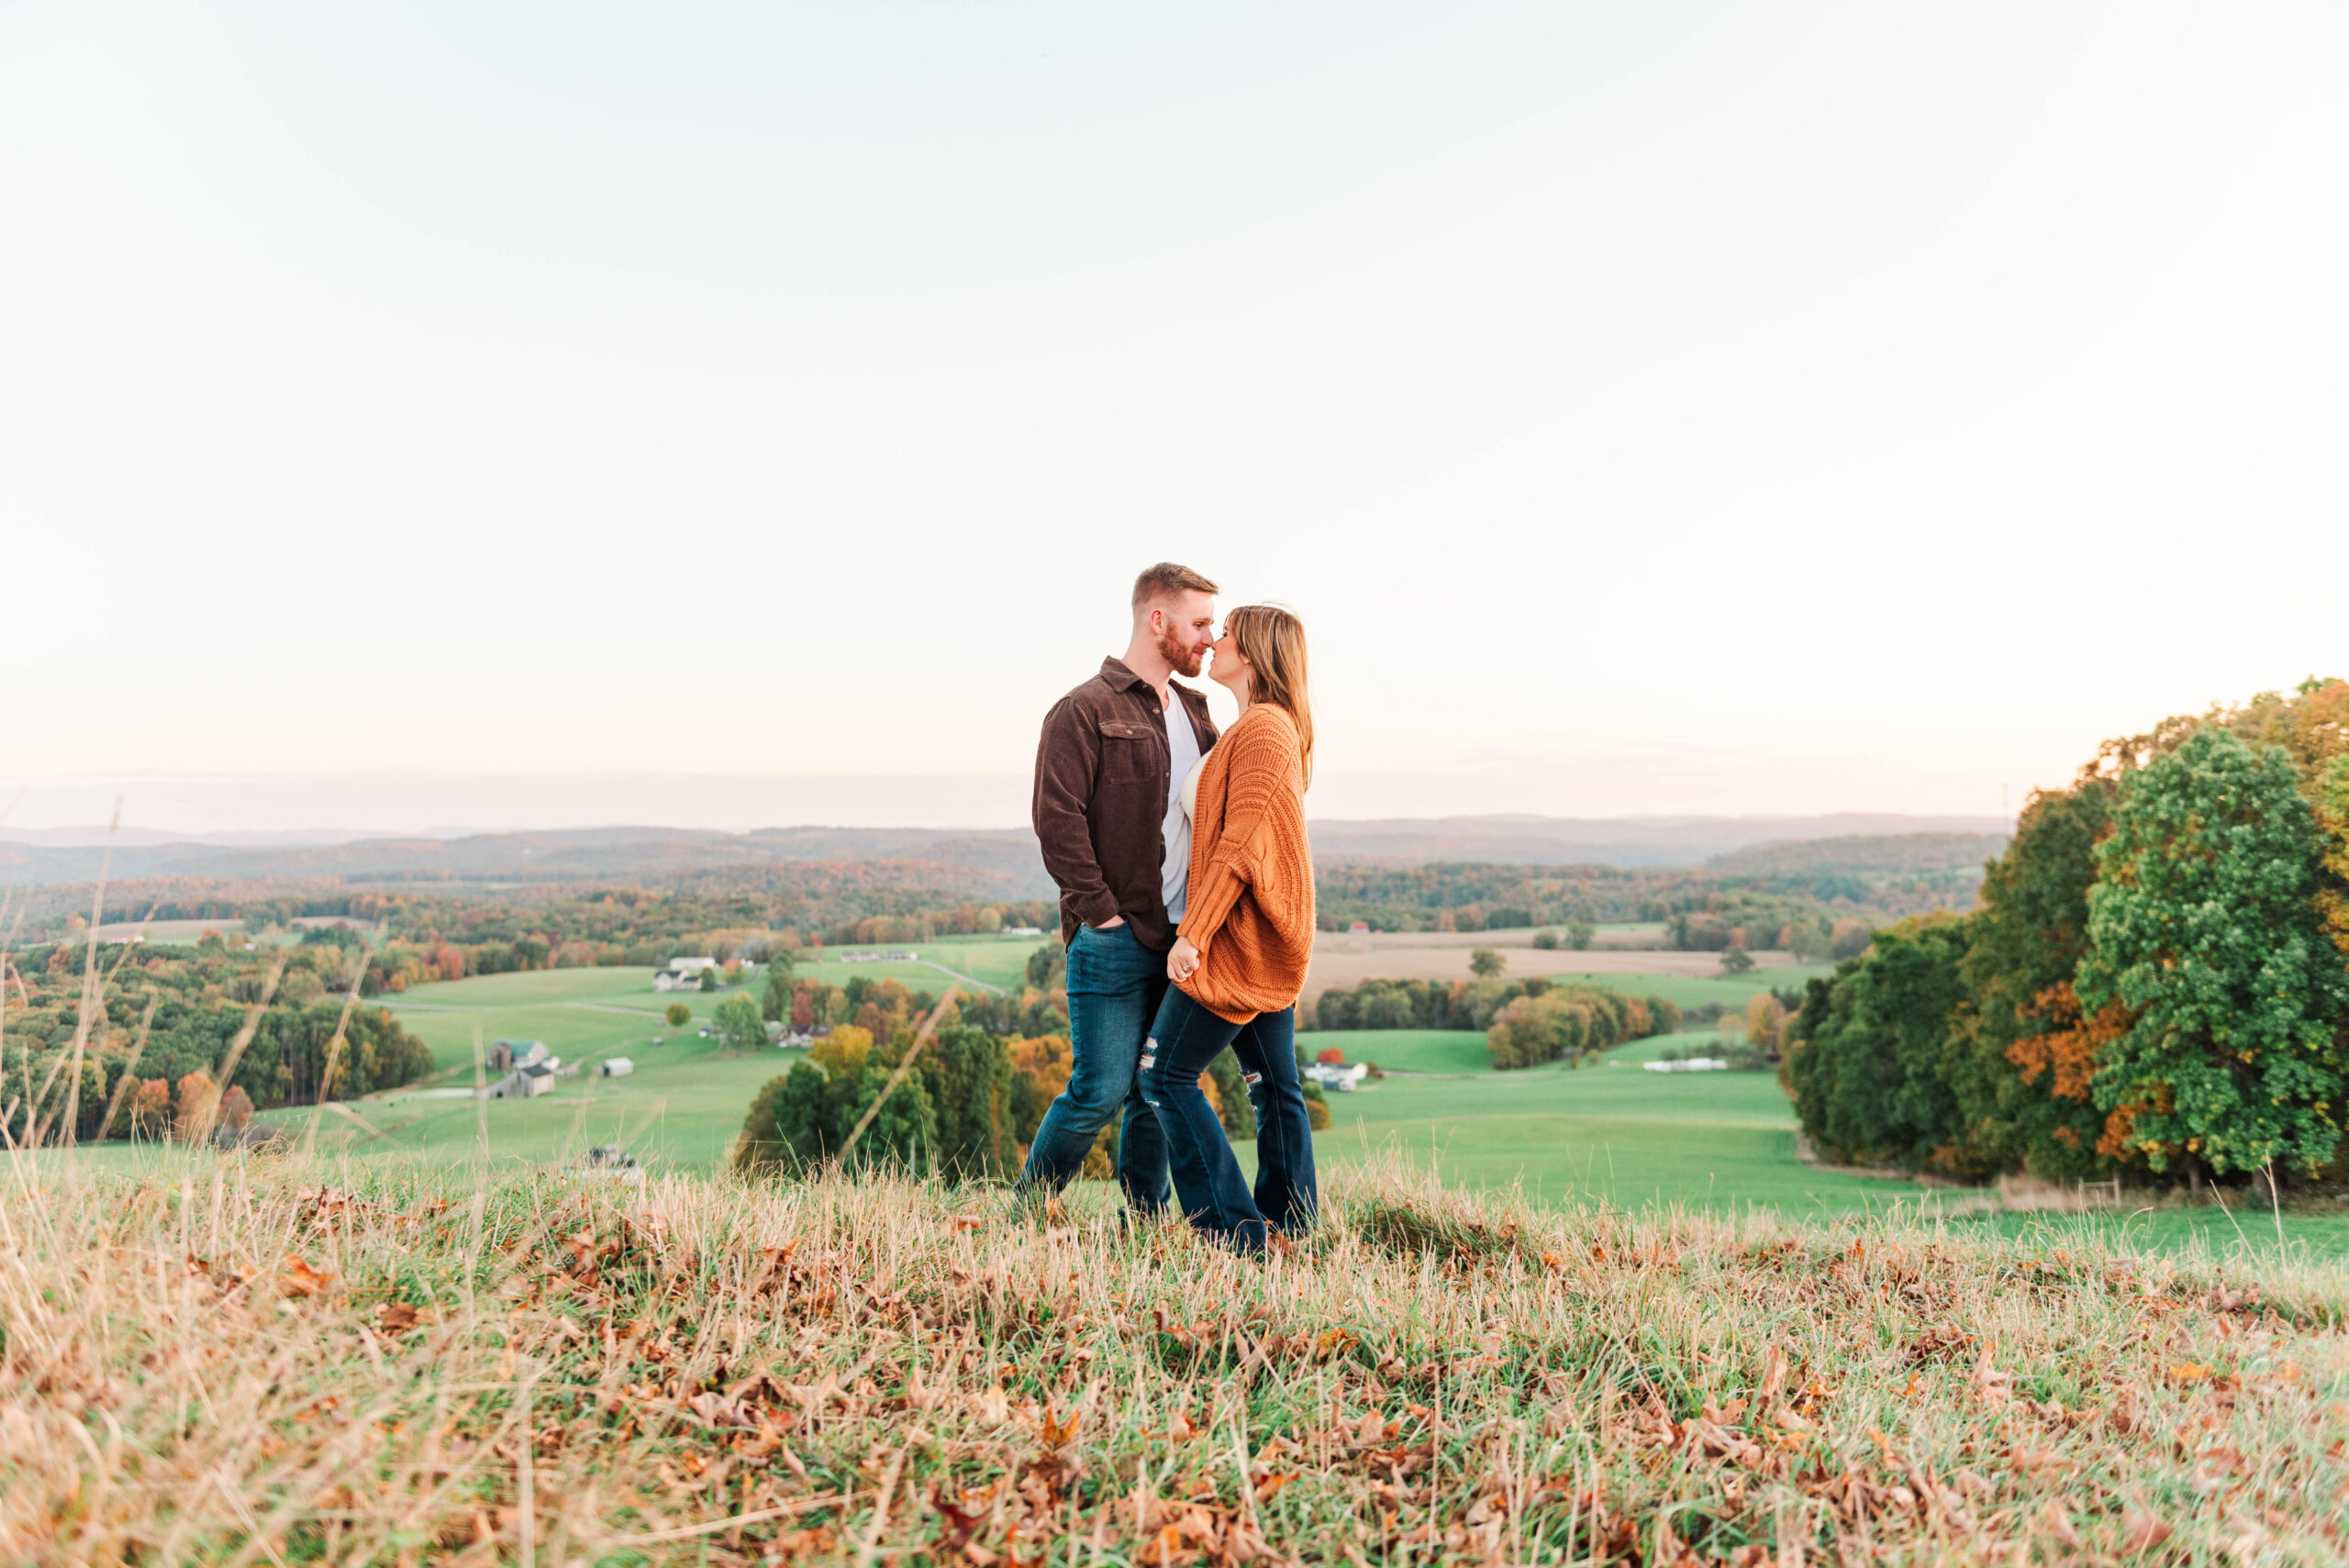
left=1023, top=562, right=1220, bottom=1217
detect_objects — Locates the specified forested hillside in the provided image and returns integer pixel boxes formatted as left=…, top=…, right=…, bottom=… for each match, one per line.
left=1313, top=834, right=1996, bottom=943
left=0, top=929, right=433, bottom=1145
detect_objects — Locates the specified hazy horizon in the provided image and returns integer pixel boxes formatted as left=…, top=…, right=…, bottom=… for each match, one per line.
left=0, top=806, right=2011, bottom=849
left=6, top=2, right=2343, bottom=833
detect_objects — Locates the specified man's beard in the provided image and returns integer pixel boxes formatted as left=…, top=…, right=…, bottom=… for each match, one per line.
left=1159, top=625, right=1205, bottom=678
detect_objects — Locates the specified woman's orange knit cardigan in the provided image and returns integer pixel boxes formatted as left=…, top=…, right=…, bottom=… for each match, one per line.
left=1175, top=702, right=1315, bottom=1024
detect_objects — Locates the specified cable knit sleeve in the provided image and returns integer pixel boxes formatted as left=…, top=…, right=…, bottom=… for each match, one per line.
left=1177, top=710, right=1298, bottom=961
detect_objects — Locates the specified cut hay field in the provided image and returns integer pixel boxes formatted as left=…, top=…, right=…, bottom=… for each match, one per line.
left=6, top=1154, right=2345, bottom=1564
left=1302, top=934, right=1818, bottom=997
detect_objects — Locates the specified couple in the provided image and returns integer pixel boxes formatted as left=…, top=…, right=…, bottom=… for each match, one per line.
left=1020, top=562, right=1317, bottom=1253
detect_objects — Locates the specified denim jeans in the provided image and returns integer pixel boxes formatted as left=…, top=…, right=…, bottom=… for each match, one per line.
left=1019, top=923, right=1170, bottom=1216
left=1140, top=992, right=1316, bottom=1251
left=1231, top=1006, right=1317, bottom=1233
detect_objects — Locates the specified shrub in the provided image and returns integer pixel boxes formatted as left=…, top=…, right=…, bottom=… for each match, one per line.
left=664, top=1003, right=691, bottom=1027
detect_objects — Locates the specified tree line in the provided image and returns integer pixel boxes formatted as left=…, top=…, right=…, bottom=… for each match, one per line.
left=1305, top=971, right=1679, bottom=1069
left=0, top=929, right=434, bottom=1146
left=1786, top=679, right=2349, bottom=1191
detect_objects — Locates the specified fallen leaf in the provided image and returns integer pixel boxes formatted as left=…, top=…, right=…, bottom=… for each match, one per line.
left=280, top=1258, right=336, bottom=1299
left=2121, top=1508, right=2173, bottom=1557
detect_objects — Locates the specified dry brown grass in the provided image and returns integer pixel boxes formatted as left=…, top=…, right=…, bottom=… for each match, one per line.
left=3, top=1148, right=2346, bottom=1565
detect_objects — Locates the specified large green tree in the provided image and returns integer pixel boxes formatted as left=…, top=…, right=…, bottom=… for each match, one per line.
left=734, top=1054, right=938, bottom=1174
left=1785, top=917, right=1971, bottom=1169
left=2080, top=728, right=2349, bottom=1176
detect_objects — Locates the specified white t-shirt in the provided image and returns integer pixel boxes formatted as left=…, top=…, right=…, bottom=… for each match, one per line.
left=1160, top=692, right=1203, bottom=922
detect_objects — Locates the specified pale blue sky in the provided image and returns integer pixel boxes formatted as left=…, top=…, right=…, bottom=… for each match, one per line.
left=5, top=2, right=2343, bottom=830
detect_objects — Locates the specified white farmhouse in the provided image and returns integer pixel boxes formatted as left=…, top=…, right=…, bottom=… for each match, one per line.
left=653, top=956, right=720, bottom=992
left=1303, top=1062, right=1370, bottom=1093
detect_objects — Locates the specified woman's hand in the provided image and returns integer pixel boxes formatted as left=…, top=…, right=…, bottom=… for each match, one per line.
left=1167, top=936, right=1201, bottom=984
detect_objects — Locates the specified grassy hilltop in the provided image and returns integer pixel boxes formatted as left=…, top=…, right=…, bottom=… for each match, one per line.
left=4, top=1152, right=2344, bottom=1565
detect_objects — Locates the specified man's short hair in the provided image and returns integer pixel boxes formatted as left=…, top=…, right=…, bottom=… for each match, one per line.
left=1131, top=562, right=1219, bottom=612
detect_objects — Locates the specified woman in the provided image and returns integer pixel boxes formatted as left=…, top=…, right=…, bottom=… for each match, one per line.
left=1138, top=603, right=1318, bottom=1252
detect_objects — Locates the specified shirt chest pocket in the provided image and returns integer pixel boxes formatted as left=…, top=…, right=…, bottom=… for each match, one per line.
left=1097, top=719, right=1160, bottom=784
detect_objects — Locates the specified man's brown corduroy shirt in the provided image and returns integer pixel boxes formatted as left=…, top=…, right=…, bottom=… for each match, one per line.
left=1033, top=657, right=1219, bottom=952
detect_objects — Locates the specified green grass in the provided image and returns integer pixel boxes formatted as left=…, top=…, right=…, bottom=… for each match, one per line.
left=1553, top=965, right=1831, bottom=1010
left=1308, top=1029, right=1494, bottom=1075
left=790, top=933, right=1047, bottom=997
left=1299, top=1030, right=1925, bottom=1218
left=284, top=966, right=776, bottom=1172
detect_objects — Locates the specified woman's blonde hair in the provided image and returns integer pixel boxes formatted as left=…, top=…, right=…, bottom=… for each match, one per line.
left=1225, top=603, right=1313, bottom=788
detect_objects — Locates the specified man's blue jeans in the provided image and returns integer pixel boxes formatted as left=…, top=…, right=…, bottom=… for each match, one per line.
left=1019, top=923, right=1170, bottom=1215
left=1140, top=991, right=1315, bottom=1252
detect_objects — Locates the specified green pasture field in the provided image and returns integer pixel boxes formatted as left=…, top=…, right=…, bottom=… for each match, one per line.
left=1297, top=1026, right=1924, bottom=1218
left=1550, top=965, right=1832, bottom=1011
left=1315, top=1029, right=1494, bottom=1076
left=788, top=933, right=1046, bottom=997
left=228, top=940, right=1047, bottom=1173
left=95, top=966, right=2334, bottom=1257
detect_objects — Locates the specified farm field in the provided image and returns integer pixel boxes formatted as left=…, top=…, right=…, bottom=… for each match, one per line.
left=1303, top=933, right=1807, bottom=995
left=788, top=933, right=1044, bottom=996
left=1548, top=966, right=1831, bottom=1010
left=1300, top=1027, right=1928, bottom=1218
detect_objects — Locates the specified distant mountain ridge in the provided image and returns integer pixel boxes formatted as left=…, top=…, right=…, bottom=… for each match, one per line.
left=0, top=826, right=1050, bottom=892
left=1703, top=831, right=2009, bottom=875
left=1305, top=813, right=2009, bottom=868
left=0, top=814, right=2013, bottom=889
